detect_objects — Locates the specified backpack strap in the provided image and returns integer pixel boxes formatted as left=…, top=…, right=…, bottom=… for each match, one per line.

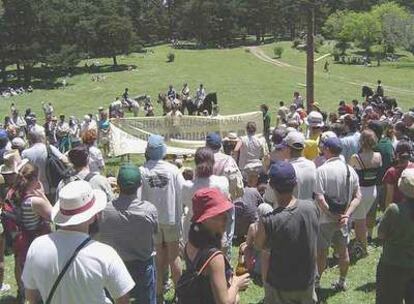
left=355, top=154, right=366, bottom=170
left=45, top=237, right=91, bottom=304
left=196, top=250, right=223, bottom=276
left=83, top=172, right=97, bottom=182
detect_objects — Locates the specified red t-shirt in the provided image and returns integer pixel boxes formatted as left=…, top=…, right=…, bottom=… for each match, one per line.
left=383, top=162, right=414, bottom=203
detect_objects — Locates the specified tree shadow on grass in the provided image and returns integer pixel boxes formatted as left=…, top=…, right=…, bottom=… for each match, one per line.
left=355, top=282, right=376, bottom=293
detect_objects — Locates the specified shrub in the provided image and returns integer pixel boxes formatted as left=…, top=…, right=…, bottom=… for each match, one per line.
left=167, top=52, right=175, bottom=63
left=273, top=45, right=284, bottom=58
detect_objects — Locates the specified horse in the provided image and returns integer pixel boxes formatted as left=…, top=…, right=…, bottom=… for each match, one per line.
left=361, top=86, right=397, bottom=110
left=183, top=92, right=218, bottom=116
left=158, top=93, right=182, bottom=115
left=133, top=95, right=151, bottom=107
left=121, top=98, right=140, bottom=117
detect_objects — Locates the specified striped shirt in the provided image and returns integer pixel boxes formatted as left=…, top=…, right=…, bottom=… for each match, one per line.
left=21, top=197, right=42, bottom=231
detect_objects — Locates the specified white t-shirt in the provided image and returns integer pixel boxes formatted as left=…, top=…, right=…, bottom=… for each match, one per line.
left=22, top=230, right=135, bottom=304
left=88, top=145, right=105, bottom=173
left=238, top=135, right=266, bottom=170
left=290, top=157, right=317, bottom=201
left=315, top=157, right=360, bottom=223
left=140, top=160, right=184, bottom=226
left=182, top=176, right=229, bottom=242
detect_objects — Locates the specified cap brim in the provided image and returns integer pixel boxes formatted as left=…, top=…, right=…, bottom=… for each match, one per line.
left=52, top=190, right=107, bottom=227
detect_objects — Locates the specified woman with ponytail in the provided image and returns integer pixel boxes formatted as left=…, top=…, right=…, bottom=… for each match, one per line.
left=376, top=168, right=414, bottom=304
left=182, top=147, right=229, bottom=243
left=4, top=162, right=52, bottom=303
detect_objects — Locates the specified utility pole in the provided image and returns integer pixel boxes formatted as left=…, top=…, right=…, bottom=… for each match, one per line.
left=306, top=4, right=315, bottom=113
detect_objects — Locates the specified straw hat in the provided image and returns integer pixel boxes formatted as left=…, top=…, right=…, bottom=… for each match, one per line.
left=0, top=150, right=28, bottom=175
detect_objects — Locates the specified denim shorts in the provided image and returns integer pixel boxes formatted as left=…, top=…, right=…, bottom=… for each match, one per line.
left=125, top=257, right=156, bottom=304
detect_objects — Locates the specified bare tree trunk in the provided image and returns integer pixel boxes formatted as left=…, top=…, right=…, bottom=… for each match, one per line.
left=112, top=55, right=118, bottom=66
left=306, top=6, right=315, bottom=114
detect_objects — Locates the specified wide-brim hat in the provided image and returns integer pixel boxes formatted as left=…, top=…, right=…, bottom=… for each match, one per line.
left=398, top=168, right=414, bottom=199
left=306, top=111, right=324, bottom=128
left=52, top=180, right=107, bottom=227
left=0, top=150, right=28, bottom=175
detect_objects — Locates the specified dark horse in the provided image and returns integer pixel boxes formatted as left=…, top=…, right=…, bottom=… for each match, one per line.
left=186, top=93, right=218, bottom=116
left=361, top=86, right=397, bottom=110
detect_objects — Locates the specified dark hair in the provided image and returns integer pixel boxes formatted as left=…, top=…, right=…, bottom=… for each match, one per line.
left=269, top=179, right=295, bottom=195
left=279, top=101, right=284, bottom=106
left=395, top=140, right=412, bottom=161
left=368, top=120, right=383, bottom=140
left=68, top=145, right=89, bottom=168
left=195, top=147, right=214, bottom=178
left=246, top=121, right=257, bottom=135
left=261, top=104, right=269, bottom=112
left=188, top=223, right=222, bottom=249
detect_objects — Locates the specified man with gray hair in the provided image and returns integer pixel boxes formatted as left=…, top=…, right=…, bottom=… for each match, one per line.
left=22, top=125, right=67, bottom=202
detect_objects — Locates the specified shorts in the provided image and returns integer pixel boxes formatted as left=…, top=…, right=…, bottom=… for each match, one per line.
left=370, top=184, right=385, bottom=213
left=318, top=222, right=349, bottom=250
left=264, top=283, right=317, bottom=304
left=352, top=185, right=377, bottom=220
left=155, top=224, right=180, bottom=245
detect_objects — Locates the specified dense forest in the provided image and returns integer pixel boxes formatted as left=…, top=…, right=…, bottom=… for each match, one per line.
left=0, top=0, right=413, bottom=83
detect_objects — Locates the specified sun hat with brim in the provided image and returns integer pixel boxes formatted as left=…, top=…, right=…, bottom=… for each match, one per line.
left=192, top=188, right=233, bottom=224
left=306, top=111, right=324, bottom=128
left=398, top=168, right=414, bottom=199
left=52, top=180, right=107, bottom=227
left=0, top=150, right=28, bottom=175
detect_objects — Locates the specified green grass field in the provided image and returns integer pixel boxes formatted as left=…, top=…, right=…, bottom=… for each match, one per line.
left=2, top=41, right=414, bottom=119
left=1, top=41, right=412, bottom=303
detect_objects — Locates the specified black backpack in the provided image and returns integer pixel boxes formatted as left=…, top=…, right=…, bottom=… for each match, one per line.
left=45, top=145, right=70, bottom=190
left=175, top=247, right=224, bottom=304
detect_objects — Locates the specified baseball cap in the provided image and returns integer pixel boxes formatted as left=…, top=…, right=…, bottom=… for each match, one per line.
left=206, top=133, right=222, bottom=150
left=117, top=164, right=141, bottom=189
left=192, top=188, right=233, bottom=223
left=0, top=129, right=8, bottom=139
left=398, top=168, right=414, bottom=199
left=323, top=137, right=343, bottom=154
left=146, top=135, right=167, bottom=161
left=277, top=131, right=305, bottom=150
left=269, top=161, right=297, bottom=190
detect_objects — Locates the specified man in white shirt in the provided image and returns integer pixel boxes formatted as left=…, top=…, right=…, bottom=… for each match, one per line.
left=140, top=135, right=183, bottom=303
left=314, top=137, right=361, bottom=291
left=22, top=180, right=134, bottom=304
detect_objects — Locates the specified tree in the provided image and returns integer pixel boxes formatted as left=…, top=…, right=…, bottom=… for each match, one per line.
left=93, top=15, right=135, bottom=66
left=323, top=10, right=352, bottom=54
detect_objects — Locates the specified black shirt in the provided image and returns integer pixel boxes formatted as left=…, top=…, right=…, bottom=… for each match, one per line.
left=262, top=199, right=320, bottom=291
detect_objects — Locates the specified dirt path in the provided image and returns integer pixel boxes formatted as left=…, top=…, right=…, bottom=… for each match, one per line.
left=247, top=46, right=414, bottom=96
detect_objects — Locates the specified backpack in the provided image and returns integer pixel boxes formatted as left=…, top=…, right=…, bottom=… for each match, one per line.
left=175, top=248, right=225, bottom=304
left=224, top=166, right=244, bottom=200
left=45, top=145, right=70, bottom=190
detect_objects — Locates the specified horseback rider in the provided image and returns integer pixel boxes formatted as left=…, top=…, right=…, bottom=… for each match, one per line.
left=167, top=85, right=177, bottom=101
left=376, top=80, right=384, bottom=97
left=181, top=83, right=190, bottom=99
left=195, top=83, right=206, bottom=108
left=122, top=88, right=129, bottom=100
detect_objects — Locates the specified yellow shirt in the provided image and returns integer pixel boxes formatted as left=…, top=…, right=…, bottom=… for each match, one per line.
left=304, top=134, right=320, bottom=161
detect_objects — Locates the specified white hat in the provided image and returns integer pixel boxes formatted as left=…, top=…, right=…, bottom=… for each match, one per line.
left=52, top=180, right=107, bottom=226
left=306, top=111, right=324, bottom=127
left=284, top=131, right=305, bottom=150
left=0, top=150, right=28, bottom=175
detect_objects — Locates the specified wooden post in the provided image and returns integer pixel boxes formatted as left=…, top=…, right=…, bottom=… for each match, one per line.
left=306, top=5, right=315, bottom=113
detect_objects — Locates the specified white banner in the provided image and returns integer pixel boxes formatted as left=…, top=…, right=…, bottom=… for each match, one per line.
left=109, top=111, right=264, bottom=156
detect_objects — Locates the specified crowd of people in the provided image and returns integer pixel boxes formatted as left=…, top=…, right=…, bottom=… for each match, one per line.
left=0, top=82, right=412, bottom=304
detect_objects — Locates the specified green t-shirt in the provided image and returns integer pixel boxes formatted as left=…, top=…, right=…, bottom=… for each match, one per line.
left=375, top=138, right=394, bottom=182
left=379, top=203, right=414, bottom=268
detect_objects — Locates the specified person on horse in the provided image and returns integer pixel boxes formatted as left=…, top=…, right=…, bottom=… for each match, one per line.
left=122, top=88, right=129, bottom=101
left=195, top=84, right=206, bottom=108
left=167, top=85, right=177, bottom=101
left=181, top=83, right=190, bottom=99
left=376, top=80, right=384, bottom=98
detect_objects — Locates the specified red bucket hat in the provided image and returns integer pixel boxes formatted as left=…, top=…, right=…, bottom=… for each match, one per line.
left=192, top=188, right=233, bottom=223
